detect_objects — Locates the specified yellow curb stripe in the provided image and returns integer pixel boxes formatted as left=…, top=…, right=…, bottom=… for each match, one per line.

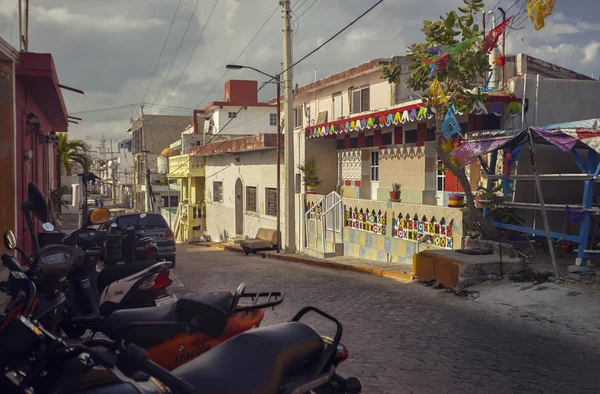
left=203, top=244, right=414, bottom=282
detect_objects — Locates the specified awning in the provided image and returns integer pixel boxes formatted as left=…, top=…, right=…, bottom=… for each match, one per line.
left=304, top=95, right=524, bottom=139
left=450, top=118, right=600, bottom=167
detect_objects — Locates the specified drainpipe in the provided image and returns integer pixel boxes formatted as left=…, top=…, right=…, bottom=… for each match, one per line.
left=498, top=7, right=506, bottom=89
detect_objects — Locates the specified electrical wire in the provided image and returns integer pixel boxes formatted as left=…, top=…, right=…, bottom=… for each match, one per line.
left=296, top=0, right=319, bottom=20
left=156, top=0, right=221, bottom=114
left=70, top=104, right=139, bottom=115
left=150, top=0, right=202, bottom=113
left=194, top=4, right=280, bottom=109
left=171, top=0, right=383, bottom=176
left=141, top=0, right=183, bottom=104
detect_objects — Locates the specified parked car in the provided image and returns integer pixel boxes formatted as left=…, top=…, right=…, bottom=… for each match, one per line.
left=104, top=212, right=177, bottom=267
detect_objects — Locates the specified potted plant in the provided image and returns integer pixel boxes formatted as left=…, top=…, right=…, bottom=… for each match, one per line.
left=298, top=157, right=322, bottom=194
left=389, top=183, right=401, bottom=201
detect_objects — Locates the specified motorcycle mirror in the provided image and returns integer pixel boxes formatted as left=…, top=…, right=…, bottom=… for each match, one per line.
left=41, top=222, right=55, bottom=232
left=3, top=230, right=17, bottom=250
left=26, top=182, right=48, bottom=223
left=89, top=208, right=111, bottom=224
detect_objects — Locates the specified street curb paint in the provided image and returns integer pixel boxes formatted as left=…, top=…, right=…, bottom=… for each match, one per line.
left=200, top=243, right=414, bottom=282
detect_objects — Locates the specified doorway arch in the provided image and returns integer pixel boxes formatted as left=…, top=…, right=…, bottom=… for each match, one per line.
left=235, top=178, right=243, bottom=235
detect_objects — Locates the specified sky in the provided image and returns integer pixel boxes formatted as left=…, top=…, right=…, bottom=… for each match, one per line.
left=0, top=0, right=598, bottom=148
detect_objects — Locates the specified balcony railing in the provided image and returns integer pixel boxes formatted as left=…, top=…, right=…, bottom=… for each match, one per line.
left=168, top=154, right=205, bottom=178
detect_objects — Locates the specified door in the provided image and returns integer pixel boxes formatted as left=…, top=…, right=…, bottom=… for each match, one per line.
left=370, top=151, right=379, bottom=200
left=436, top=156, right=446, bottom=206
left=235, top=178, right=243, bottom=235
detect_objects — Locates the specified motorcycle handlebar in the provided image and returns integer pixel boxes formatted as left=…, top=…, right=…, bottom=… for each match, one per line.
left=123, top=343, right=194, bottom=394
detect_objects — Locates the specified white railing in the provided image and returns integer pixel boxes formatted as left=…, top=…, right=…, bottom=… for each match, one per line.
left=305, top=191, right=343, bottom=254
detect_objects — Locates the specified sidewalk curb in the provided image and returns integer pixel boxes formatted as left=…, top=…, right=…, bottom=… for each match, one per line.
left=200, top=243, right=414, bottom=282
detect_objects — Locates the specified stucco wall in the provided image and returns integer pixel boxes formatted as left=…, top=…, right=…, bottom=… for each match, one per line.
left=509, top=76, right=600, bottom=128
left=0, top=58, right=16, bottom=252
left=204, top=149, right=285, bottom=242
left=212, top=106, right=277, bottom=136
left=293, top=71, right=392, bottom=128
left=305, top=138, right=337, bottom=195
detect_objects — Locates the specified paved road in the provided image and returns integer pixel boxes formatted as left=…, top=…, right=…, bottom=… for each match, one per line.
left=173, top=245, right=600, bottom=394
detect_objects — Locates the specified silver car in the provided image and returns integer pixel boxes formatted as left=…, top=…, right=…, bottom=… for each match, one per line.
left=105, top=212, right=177, bottom=267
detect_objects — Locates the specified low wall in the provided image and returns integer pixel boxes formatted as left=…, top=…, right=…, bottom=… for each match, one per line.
left=341, top=198, right=465, bottom=263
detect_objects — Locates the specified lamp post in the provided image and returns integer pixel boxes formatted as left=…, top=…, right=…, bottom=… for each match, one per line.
left=226, top=64, right=281, bottom=253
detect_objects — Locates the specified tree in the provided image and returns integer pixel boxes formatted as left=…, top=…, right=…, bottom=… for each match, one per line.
left=381, top=0, right=500, bottom=239
left=57, top=133, right=92, bottom=175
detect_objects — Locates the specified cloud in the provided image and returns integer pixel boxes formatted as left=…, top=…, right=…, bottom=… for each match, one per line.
left=31, top=5, right=164, bottom=32
left=0, top=0, right=598, bottom=147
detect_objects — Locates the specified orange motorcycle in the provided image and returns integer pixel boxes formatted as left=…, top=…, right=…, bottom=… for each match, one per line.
left=96, top=283, right=283, bottom=370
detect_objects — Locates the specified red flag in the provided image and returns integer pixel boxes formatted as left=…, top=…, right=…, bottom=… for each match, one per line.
left=484, top=16, right=513, bottom=55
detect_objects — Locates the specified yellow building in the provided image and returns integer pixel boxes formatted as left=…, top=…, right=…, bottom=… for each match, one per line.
left=166, top=151, right=206, bottom=243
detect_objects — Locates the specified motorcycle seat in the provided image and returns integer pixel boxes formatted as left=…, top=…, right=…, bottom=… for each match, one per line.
left=172, top=322, right=324, bottom=394
left=102, top=291, right=235, bottom=345
left=97, top=261, right=157, bottom=294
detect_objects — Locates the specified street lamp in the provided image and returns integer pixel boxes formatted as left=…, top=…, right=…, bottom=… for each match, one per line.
left=226, top=64, right=281, bottom=253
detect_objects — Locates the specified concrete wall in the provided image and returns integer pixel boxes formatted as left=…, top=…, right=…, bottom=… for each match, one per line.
left=212, top=106, right=277, bottom=136
left=293, top=71, right=392, bottom=129
left=509, top=76, right=600, bottom=128
left=132, top=115, right=190, bottom=154
left=204, top=149, right=285, bottom=243
left=0, top=56, right=16, bottom=248
left=305, top=138, right=338, bottom=195
left=305, top=197, right=465, bottom=264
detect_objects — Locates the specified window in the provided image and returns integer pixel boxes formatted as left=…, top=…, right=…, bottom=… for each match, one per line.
left=336, top=138, right=345, bottom=150
left=294, top=107, right=303, bottom=128
left=350, top=137, right=358, bottom=149
left=213, top=181, right=223, bottom=202
left=351, top=86, right=370, bottom=114
left=246, top=187, right=257, bottom=212
left=228, top=112, right=237, bottom=119
left=382, top=132, right=392, bottom=145
left=437, top=157, right=446, bottom=192
left=332, top=94, right=343, bottom=119
left=265, top=188, right=278, bottom=216
left=269, top=113, right=277, bottom=127
left=405, top=129, right=418, bottom=144
left=427, top=126, right=437, bottom=141
left=370, top=151, right=379, bottom=182
left=365, top=135, right=374, bottom=148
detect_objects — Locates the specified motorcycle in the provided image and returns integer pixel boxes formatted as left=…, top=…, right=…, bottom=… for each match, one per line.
left=7, top=182, right=177, bottom=338
left=0, top=251, right=363, bottom=394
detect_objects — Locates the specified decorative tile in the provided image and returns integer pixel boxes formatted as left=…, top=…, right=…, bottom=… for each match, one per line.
left=384, top=237, right=392, bottom=253
left=377, top=251, right=386, bottom=261
left=359, top=246, right=367, bottom=259
left=365, top=233, right=374, bottom=248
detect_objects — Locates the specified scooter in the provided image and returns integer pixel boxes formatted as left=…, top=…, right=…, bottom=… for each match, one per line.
left=8, top=183, right=177, bottom=338
left=0, top=252, right=362, bottom=394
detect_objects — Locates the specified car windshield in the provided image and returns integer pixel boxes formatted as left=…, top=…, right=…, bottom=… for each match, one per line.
left=116, top=214, right=168, bottom=229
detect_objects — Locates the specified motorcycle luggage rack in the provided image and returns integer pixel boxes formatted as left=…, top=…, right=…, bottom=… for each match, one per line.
left=234, top=291, right=284, bottom=312
left=291, top=306, right=343, bottom=347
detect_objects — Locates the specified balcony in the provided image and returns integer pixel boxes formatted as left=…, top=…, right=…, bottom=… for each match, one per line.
left=167, top=154, right=205, bottom=178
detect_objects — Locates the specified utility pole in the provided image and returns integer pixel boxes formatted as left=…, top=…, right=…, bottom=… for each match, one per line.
left=141, top=103, right=149, bottom=212
left=18, top=0, right=22, bottom=51
left=110, top=138, right=116, bottom=203
left=24, top=0, right=29, bottom=51
left=282, top=0, right=296, bottom=253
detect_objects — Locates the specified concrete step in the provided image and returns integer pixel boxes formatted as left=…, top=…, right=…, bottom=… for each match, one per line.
left=305, top=243, right=344, bottom=259
left=227, top=236, right=245, bottom=245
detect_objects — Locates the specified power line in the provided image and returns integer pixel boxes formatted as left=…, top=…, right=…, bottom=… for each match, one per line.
left=141, top=0, right=183, bottom=104
left=150, top=0, right=202, bottom=113
left=156, top=0, right=221, bottom=114
left=296, top=0, right=318, bottom=20
left=70, top=104, right=139, bottom=115
left=194, top=4, right=280, bottom=109
left=293, top=0, right=311, bottom=12
left=173, top=0, right=383, bottom=176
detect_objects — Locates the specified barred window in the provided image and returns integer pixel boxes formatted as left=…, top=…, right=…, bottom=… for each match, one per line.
left=246, top=187, right=257, bottom=212
left=265, top=188, right=277, bottom=216
left=213, top=181, right=223, bottom=202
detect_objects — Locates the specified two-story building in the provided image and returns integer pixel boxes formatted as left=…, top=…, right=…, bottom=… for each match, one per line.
left=273, top=54, right=598, bottom=262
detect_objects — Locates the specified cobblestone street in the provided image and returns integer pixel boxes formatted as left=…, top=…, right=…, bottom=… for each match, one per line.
left=173, top=245, right=600, bottom=393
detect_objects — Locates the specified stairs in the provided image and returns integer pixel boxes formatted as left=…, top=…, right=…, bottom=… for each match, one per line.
left=227, top=236, right=245, bottom=245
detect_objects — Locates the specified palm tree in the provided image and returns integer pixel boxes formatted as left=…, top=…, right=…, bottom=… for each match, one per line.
left=57, top=133, right=92, bottom=175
